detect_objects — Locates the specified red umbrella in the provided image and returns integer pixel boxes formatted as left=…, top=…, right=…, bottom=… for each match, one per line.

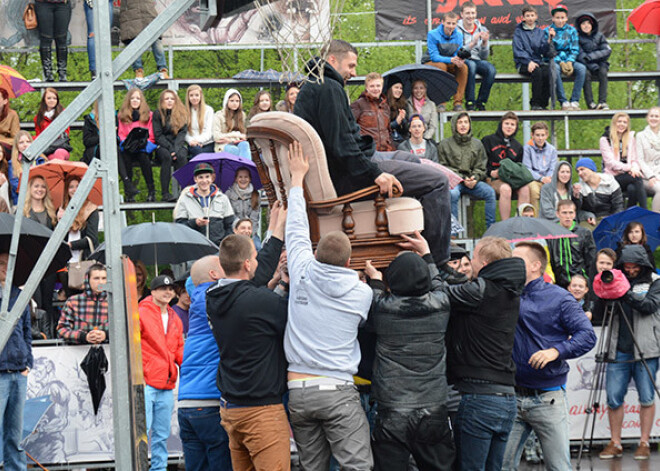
left=22, top=161, right=103, bottom=208
left=627, top=0, right=660, bottom=35
left=0, top=65, right=36, bottom=99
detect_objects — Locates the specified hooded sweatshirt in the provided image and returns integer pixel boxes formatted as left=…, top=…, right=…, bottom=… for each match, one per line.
left=284, top=186, right=373, bottom=382
left=426, top=23, right=463, bottom=64
left=57, top=273, right=109, bottom=344
left=437, top=113, right=487, bottom=181
left=544, top=21, right=579, bottom=63
left=212, top=89, right=247, bottom=152
left=576, top=172, right=624, bottom=219
left=457, top=19, right=489, bottom=61
left=481, top=119, right=524, bottom=178
left=548, top=221, right=597, bottom=288
left=575, top=12, right=611, bottom=72
left=523, top=139, right=558, bottom=181
left=539, top=161, right=576, bottom=222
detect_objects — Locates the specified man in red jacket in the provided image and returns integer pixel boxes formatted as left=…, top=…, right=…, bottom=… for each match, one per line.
left=139, top=274, right=184, bottom=471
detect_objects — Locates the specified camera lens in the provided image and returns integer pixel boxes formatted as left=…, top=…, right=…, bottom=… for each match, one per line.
left=601, top=270, right=614, bottom=284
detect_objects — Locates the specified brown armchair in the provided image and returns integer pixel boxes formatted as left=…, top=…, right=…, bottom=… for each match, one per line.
left=247, top=112, right=424, bottom=269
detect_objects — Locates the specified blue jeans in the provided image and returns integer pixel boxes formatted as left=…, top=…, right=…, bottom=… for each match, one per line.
left=132, top=39, right=167, bottom=71
left=223, top=141, right=251, bottom=160
left=188, top=142, right=215, bottom=157
left=465, top=59, right=497, bottom=105
left=450, top=181, right=496, bottom=228
left=145, top=385, right=174, bottom=471
left=177, top=406, right=232, bottom=471
left=0, top=372, right=28, bottom=470
left=84, top=0, right=113, bottom=73
left=502, top=389, right=571, bottom=471
left=606, top=350, right=659, bottom=409
left=554, top=61, right=586, bottom=103
left=455, top=393, right=517, bottom=471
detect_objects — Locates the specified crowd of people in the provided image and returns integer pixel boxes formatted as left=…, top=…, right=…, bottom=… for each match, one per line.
left=0, top=1, right=659, bottom=469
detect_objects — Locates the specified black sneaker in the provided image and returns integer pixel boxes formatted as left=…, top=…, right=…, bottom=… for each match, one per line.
left=466, top=101, right=475, bottom=111
left=475, top=102, right=486, bottom=111
left=437, top=262, right=468, bottom=284
left=146, top=192, right=156, bottom=202
left=161, top=193, right=177, bottom=202
left=531, top=105, right=543, bottom=110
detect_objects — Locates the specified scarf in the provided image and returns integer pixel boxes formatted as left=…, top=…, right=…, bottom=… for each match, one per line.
left=131, top=109, right=140, bottom=122
left=642, top=125, right=660, bottom=151
left=231, top=182, right=254, bottom=200
left=412, top=96, right=426, bottom=114
left=44, top=109, right=55, bottom=119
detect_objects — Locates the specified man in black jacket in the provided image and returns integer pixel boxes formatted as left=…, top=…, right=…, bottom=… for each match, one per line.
left=445, top=236, right=526, bottom=471
left=364, top=232, right=455, bottom=470
left=205, top=204, right=291, bottom=470
left=294, top=39, right=463, bottom=283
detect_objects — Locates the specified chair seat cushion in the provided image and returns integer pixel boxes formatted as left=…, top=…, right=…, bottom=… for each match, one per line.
left=317, top=196, right=424, bottom=238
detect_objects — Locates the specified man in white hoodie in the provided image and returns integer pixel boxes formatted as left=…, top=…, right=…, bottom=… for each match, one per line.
left=285, top=142, right=374, bottom=470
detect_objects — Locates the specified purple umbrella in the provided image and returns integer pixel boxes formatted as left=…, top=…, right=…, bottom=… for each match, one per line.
left=173, top=152, right=262, bottom=192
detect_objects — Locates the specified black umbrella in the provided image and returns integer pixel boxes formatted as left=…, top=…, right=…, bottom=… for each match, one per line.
left=90, top=222, right=219, bottom=269
left=0, top=213, right=71, bottom=285
left=483, top=217, right=577, bottom=243
left=382, top=64, right=458, bottom=105
left=80, top=345, right=108, bottom=415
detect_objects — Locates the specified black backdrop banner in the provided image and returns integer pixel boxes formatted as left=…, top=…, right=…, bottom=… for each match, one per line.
left=375, top=0, right=617, bottom=40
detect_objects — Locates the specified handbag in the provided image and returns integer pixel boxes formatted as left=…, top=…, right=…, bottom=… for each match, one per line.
left=122, top=127, right=149, bottom=154
left=23, top=3, right=37, bottom=30
left=44, top=133, right=73, bottom=155
left=497, top=158, right=535, bottom=190
left=68, top=237, right=95, bottom=290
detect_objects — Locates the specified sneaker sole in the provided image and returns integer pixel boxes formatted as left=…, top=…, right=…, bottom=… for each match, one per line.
left=634, top=454, right=649, bottom=460
left=599, top=454, right=622, bottom=459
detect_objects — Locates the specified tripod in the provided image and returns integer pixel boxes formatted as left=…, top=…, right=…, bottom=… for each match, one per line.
left=576, top=300, right=660, bottom=469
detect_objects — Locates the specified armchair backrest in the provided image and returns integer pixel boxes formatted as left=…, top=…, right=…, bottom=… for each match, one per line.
left=247, top=112, right=337, bottom=204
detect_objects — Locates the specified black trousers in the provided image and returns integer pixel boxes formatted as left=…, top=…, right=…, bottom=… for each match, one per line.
left=519, top=64, right=551, bottom=108
left=372, top=407, right=455, bottom=471
left=35, top=1, right=71, bottom=48
left=155, top=146, right=188, bottom=196
left=122, top=150, right=154, bottom=193
left=583, top=63, right=609, bottom=105
left=615, top=173, right=647, bottom=209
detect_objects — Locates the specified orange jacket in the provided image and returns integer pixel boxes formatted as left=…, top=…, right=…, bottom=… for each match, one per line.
left=139, top=296, right=184, bottom=390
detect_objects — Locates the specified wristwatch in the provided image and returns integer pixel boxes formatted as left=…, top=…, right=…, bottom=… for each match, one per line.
left=278, top=280, right=289, bottom=290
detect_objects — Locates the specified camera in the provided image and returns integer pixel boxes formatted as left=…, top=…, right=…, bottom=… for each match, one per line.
left=593, top=269, right=630, bottom=300
left=457, top=48, right=472, bottom=60
left=600, top=270, right=615, bottom=284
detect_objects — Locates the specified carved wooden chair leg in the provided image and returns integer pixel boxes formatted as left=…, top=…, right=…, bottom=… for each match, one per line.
left=374, top=194, right=389, bottom=238
left=342, top=203, right=356, bottom=240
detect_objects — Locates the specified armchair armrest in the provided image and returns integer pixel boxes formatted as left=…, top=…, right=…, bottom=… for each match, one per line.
left=307, top=185, right=400, bottom=210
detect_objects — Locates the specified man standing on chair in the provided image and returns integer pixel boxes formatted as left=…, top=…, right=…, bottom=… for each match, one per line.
left=294, top=39, right=464, bottom=283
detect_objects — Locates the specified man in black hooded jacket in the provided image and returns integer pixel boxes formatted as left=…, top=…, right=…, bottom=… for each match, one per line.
left=294, top=39, right=463, bottom=283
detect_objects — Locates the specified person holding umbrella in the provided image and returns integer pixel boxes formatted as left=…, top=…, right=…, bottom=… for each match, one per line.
left=173, top=162, right=235, bottom=246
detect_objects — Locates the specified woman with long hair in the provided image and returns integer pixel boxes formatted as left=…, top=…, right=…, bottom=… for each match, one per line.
left=117, top=88, right=156, bottom=202
left=135, top=260, right=150, bottom=301
left=185, top=85, right=214, bottom=157
left=34, top=88, right=71, bottom=160
left=248, top=90, right=272, bottom=122
left=225, top=167, right=260, bottom=234
left=10, top=131, right=46, bottom=204
left=0, top=88, right=19, bottom=153
left=276, top=83, right=299, bottom=113
left=600, top=112, right=646, bottom=208
left=213, top=89, right=249, bottom=159
left=636, top=106, right=660, bottom=212
left=153, top=90, right=189, bottom=201
left=386, top=78, right=408, bottom=143
left=405, top=80, right=438, bottom=141
left=615, top=221, right=656, bottom=268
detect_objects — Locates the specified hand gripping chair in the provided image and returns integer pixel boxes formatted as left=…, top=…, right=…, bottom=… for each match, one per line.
left=247, top=112, right=424, bottom=269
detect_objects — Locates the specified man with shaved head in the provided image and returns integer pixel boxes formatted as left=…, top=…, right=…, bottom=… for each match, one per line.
left=284, top=142, right=374, bottom=469
left=177, top=255, right=232, bottom=471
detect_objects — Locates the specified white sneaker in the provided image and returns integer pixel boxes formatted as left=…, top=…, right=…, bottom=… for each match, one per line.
left=570, top=101, right=580, bottom=110
left=561, top=102, right=571, bottom=110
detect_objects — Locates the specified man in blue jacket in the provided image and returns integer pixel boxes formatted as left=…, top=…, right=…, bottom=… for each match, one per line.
left=0, top=252, right=33, bottom=470
left=502, top=242, right=596, bottom=471
left=177, top=255, right=231, bottom=471
left=425, top=11, right=468, bottom=111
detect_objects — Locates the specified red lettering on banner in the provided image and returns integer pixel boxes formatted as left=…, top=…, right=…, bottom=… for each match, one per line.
left=435, top=0, right=458, bottom=14
left=403, top=15, right=417, bottom=25
left=506, top=0, right=525, bottom=5
left=490, top=13, right=512, bottom=24
left=526, top=0, right=544, bottom=5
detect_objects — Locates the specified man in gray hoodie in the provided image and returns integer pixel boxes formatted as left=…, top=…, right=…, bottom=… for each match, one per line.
left=285, top=142, right=374, bottom=470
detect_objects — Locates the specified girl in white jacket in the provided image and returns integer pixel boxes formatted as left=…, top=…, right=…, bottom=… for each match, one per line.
left=185, top=85, right=214, bottom=156
left=636, top=107, right=660, bottom=212
left=212, top=89, right=249, bottom=159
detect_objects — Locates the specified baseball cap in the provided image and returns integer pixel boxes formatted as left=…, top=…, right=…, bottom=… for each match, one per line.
left=194, top=162, right=215, bottom=176
left=150, top=275, right=175, bottom=290
left=551, top=4, right=568, bottom=16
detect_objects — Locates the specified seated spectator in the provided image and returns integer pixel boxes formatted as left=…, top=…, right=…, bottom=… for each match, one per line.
left=458, top=2, right=496, bottom=111
left=567, top=274, right=592, bottom=320
left=34, top=88, right=70, bottom=161
left=574, top=157, right=624, bottom=226
left=438, top=112, right=496, bottom=228
left=513, top=5, right=552, bottom=110
left=517, top=203, right=536, bottom=217
left=576, top=12, right=611, bottom=110
left=117, top=88, right=156, bottom=202
left=224, top=167, right=260, bottom=233
left=424, top=11, right=467, bottom=111
left=482, top=112, right=530, bottom=220
left=364, top=233, right=455, bottom=469
left=545, top=5, right=586, bottom=111
left=637, top=107, right=660, bottom=212
left=185, top=85, right=215, bottom=157
left=397, top=114, right=438, bottom=162
left=615, top=221, right=656, bottom=269
left=547, top=200, right=596, bottom=288
left=247, top=90, right=272, bottom=123
left=57, top=264, right=108, bottom=344
left=351, top=72, right=395, bottom=151
left=540, top=161, right=576, bottom=222
left=0, top=88, right=19, bottom=154
left=173, top=163, right=234, bottom=246
left=386, top=77, right=408, bottom=143
left=405, top=80, right=438, bottom=140
left=276, top=83, right=299, bottom=113
left=523, top=121, right=557, bottom=212
left=139, top=275, right=184, bottom=471
left=601, top=112, right=646, bottom=208
left=153, top=90, right=190, bottom=202
left=599, top=245, right=660, bottom=462
left=213, top=89, right=249, bottom=159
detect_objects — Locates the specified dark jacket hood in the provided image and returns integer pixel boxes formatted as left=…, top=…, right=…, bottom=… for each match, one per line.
left=618, top=244, right=655, bottom=274
left=451, top=112, right=473, bottom=144
left=84, top=270, right=108, bottom=301
left=207, top=279, right=252, bottom=318
left=304, top=57, right=343, bottom=85
left=479, top=257, right=527, bottom=295
left=575, top=11, right=598, bottom=36
left=385, top=252, right=431, bottom=296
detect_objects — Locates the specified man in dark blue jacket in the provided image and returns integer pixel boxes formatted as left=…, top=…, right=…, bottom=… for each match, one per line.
left=502, top=242, right=596, bottom=471
left=0, top=252, right=33, bottom=470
